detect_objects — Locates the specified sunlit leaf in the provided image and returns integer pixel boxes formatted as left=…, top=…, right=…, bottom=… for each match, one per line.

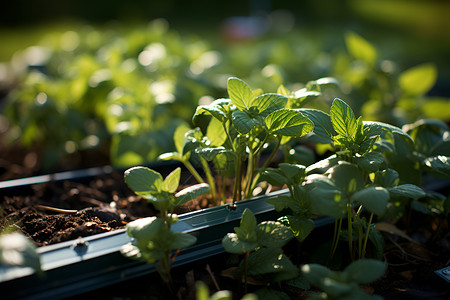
left=162, top=167, right=181, bottom=193
left=124, top=166, right=163, bottom=196
left=228, top=77, right=254, bottom=111
left=174, top=183, right=210, bottom=206
left=345, top=32, right=377, bottom=66
left=265, top=109, right=314, bottom=137
left=398, top=63, right=437, bottom=96
left=330, top=98, right=358, bottom=142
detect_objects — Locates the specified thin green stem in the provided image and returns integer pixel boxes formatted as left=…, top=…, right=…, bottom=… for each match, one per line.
left=328, top=218, right=342, bottom=265
left=200, top=157, right=217, bottom=204
left=361, top=213, right=374, bottom=259
left=249, top=137, right=282, bottom=194
left=243, top=251, right=250, bottom=294
left=182, top=160, right=204, bottom=184
left=347, top=203, right=355, bottom=261
left=243, top=150, right=255, bottom=199
left=232, top=155, right=242, bottom=203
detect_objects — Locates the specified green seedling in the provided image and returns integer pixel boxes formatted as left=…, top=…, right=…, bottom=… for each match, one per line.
left=301, top=258, right=386, bottom=300
left=121, top=166, right=209, bottom=292
left=222, top=208, right=296, bottom=296
left=190, top=77, right=331, bottom=203
left=262, top=163, right=314, bottom=243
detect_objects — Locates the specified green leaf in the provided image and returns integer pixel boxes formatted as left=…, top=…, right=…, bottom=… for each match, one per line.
left=247, top=247, right=297, bottom=276
left=301, top=264, right=332, bottom=288
left=328, top=162, right=365, bottom=195
left=279, top=163, right=306, bottom=182
left=354, top=151, right=385, bottom=173
left=232, top=110, right=259, bottom=134
left=125, top=217, right=163, bottom=251
left=266, top=195, right=293, bottom=212
left=124, top=166, right=163, bottom=197
left=222, top=233, right=258, bottom=254
left=424, top=156, right=450, bottom=178
left=174, top=183, right=210, bottom=206
left=374, top=169, right=399, bottom=188
left=158, top=152, right=186, bottom=162
left=305, top=174, right=346, bottom=218
left=252, top=93, right=288, bottom=117
left=345, top=31, right=377, bottom=66
left=174, top=123, right=191, bottom=154
left=398, top=63, right=437, bottom=96
left=265, top=109, right=314, bottom=137
left=285, top=215, right=315, bottom=242
left=206, top=117, right=227, bottom=147
left=330, top=98, right=358, bottom=142
left=196, top=147, right=231, bottom=161
left=344, top=259, right=386, bottom=284
left=297, top=109, right=335, bottom=144
left=235, top=208, right=258, bottom=242
left=350, top=187, right=390, bottom=216
left=228, top=77, right=254, bottom=111
left=261, top=169, right=290, bottom=187
left=162, top=167, right=181, bottom=193
left=193, top=98, right=231, bottom=124
left=388, top=184, right=426, bottom=199
left=364, top=121, right=414, bottom=144
left=256, top=221, right=294, bottom=248
left=168, top=231, right=197, bottom=250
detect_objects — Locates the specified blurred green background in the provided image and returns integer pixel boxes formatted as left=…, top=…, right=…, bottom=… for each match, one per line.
left=1, top=0, right=449, bottom=175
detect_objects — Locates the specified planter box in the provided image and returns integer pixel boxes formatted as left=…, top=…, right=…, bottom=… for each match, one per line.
left=0, top=166, right=336, bottom=299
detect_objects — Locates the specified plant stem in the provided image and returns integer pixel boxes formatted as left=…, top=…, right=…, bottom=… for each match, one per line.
left=200, top=157, right=217, bottom=205
left=328, top=217, right=342, bottom=265
left=347, top=203, right=355, bottom=261
left=243, top=150, right=255, bottom=199
left=249, top=137, right=281, bottom=195
left=182, top=160, right=204, bottom=184
left=361, top=213, right=374, bottom=259
left=232, top=155, right=242, bottom=203
left=243, top=251, right=250, bottom=294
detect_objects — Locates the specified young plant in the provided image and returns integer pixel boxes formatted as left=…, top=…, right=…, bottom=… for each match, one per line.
left=301, top=98, right=428, bottom=261
left=301, top=258, right=386, bottom=300
left=221, top=208, right=297, bottom=296
left=191, top=77, right=318, bottom=203
left=121, top=166, right=209, bottom=291
left=261, top=163, right=314, bottom=243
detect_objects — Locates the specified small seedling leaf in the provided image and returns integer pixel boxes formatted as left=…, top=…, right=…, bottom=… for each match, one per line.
left=228, top=77, right=254, bottom=111
left=330, top=98, right=358, bottom=143
left=388, top=184, right=426, bottom=199
left=345, top=259, right=386, bottom=284
left=168, top=231, right=197, bottom=250
left=162, top=167, right=181, bottom=193
left=124, top=166, right=163, bottom=197
left=398, top=63, right=437, bottom=96
left=256, top=221, right=294, bottom=248
left=174, top=183, right=210, bottom=206
left=206, top=117, right=227, bottom=147
left=285, top=215, right=315, bottom=242
left=351, top=186, right=389, bottom=216
left=345, top=31, right=377, bottom=66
